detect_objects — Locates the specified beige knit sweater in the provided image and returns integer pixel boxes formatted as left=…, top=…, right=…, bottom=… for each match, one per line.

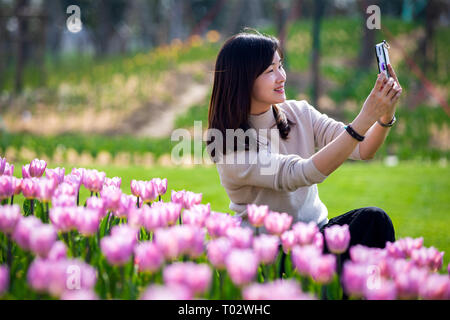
left=215, top=99, right=363, bottom=229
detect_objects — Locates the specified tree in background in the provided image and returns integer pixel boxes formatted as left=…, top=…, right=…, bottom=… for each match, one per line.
left=310, top=0, right=326, bottom=107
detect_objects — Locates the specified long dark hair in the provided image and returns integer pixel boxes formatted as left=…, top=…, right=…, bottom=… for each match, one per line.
left=206, top=29, right=295, bottom=162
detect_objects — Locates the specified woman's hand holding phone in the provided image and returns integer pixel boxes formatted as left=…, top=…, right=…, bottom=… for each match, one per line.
left=360, top=64, right=403, bottom=125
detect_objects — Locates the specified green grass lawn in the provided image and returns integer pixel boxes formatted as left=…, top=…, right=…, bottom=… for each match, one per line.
left=10, top=160, right=450, bottom=270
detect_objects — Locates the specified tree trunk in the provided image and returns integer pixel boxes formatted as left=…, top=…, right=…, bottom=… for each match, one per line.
left=14, top=0, right=29, bottom=94
left=310, top=0, right=326, bottom=107
left=357, top=0, right=378, bottom=70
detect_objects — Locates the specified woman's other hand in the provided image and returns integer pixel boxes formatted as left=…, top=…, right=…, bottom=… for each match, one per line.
left=361, top=64, right=403, bottom=124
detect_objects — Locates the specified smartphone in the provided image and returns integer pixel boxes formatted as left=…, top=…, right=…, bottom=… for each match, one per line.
left=375, top=40, right=391, bottom=78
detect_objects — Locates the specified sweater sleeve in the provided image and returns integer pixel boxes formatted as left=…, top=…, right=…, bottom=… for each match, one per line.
left=216, top=149, right=329, bottom=192
left=303, top=100, right=363, bottom=161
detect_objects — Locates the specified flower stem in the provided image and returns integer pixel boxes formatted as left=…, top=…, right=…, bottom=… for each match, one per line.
left=30, top=199, right=34, bottom=216
left=45, top=202, right=49, bottom=224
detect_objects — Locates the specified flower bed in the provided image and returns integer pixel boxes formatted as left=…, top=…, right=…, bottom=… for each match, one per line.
left=0, top=157, right=449, bottom=300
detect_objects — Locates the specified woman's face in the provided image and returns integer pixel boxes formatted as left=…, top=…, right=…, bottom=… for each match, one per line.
left=250, top=50, right=286, bottom=115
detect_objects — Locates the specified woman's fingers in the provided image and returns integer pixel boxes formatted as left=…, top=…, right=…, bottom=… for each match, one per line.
left=387, top=82, right=400, bottom=99
left=387, top=64, right=400, bottom=87
left=381, top=77, right=395, bottom=97
left=391, top=87, right=402, bottom=103
left=374, top=72, right=385, bottom=91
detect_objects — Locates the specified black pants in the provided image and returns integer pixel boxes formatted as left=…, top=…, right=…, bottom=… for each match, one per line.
left=319, top=207, right=395, bottom=299
left=319, top=206, right=396, bottom=263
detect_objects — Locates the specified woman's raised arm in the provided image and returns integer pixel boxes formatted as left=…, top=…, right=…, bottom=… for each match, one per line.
left=312, top=71, right=402, bottom=176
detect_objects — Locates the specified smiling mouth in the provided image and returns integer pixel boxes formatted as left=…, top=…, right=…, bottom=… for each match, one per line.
left=274, top=87, right=285, bottom=93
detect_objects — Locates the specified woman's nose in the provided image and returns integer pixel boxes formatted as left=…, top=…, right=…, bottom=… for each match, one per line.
left=276, top=71, right=286, bottom=82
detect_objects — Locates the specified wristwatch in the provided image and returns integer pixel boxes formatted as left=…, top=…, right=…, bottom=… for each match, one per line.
left=377, top=115, right=396, bottom=127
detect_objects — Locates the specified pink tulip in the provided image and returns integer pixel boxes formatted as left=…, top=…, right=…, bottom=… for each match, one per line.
left=171, top=189, right=185, bottom=207
left=152, top=178, right=168, bottom=196
left=0, top=265, right=9, bottom=296
left=226, top=227, right=253, bottom=249
left=47, top=241, right=68, bottom=261
left=263, top=211, right=292, bottom=236
left=0, top=157, right=5, bottom=175
left=3, top=162, right=14, bottom=176
left=247, top=204, right=269, bottom=228
left=419, top=274, right=450, bottom=300
left=45, top=167, right=65, bottom=185
left=154, top=225, right=205, bottom=260
left=74, top=207, right=101, bottom=236
left=37, top=178, right=57, bottom=203
left=21, top=178, right=39, bottom=199
left=22, top=164, right=31, bottom=178
left=183, top=191, right=202, bottom=209
left=61, top=289, right=99, bottom=300
left=100, top=186, right=122, bottom=212
left=0, top=176, right=13, bottom=199
left=86, top=196, right=107, bottom=219
left=64, top=174, right=82, bottom=190
left=115, top=194, right=137, bottom=218
left=141, top=206, right=163, bottom=231
left=207, top=237, right=232, bottom=270
left=292, top=221, right=319, bottom=245
left=53, top=182, right=77, bottom=197
left=291, top=245, right=321, bottom=276
left=27, top=258, right=96, bottom=298
left=104, top=177, right=121, bottom=189
left=410, top=246, right=444, bottom=272
left=110, top=224, right=138, bottom=246
left=101, top=234, right=134, bottom=266
left=182, top=203, right=211, bottom=227
left=313, top=232, right=324, bottom=252
left=385, top=258, right=414, bottom=279
left=364, top=279, right=397, bottom=300
left=29, top=158, right=47, bottom=177
left=253, top=234, right=280, bottom=264
left=29, top=224, right=58, bottom=258
left=140, top=180, right=157, bottom=203
left=225, top=249, right=259, bottom=286
left=205, top=212, right=241, bottom=238
left=394, top=266, right=428, bottom=300
left=51, top=194, right=77, bottom=207
left=309, top=254, right=336, bottom=284
left=128, top=207, right=143, bottom=229
left=341, top=262, right=370, bottom=298
left=349, top=245, right=387, bottom=265
left=324, top=224, right=351, bottom=254
left=386, top=237, right=423, bottom=259
left=71, top=168, right=86, bottom=182
left=50, top=206, right=77, bottom=232
left=140, top=284, right=193, bottom=300
left=83, top=169, right=106, bottom=193
left=176, top=225, right=206, bottom=258
left=11, top=177, right=22, bottom=195
left=13, top=215, right=42, bottom=250
left=0, top=204, right=21, bottom=235
left=134, top=241, right=163, bottom=273
left=154, top=227, right=181, bottom=260
left=152, top=201, right=182, bottom=226
left=130, top=179, right=141, bottom=197
left=163, top=262, right=212, bottom=295
left=281, top=230, right=296, bottom=254
left=243, top=279, right=315, bottom=300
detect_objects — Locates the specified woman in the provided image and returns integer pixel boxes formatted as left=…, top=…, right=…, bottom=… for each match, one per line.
left=206, top=30, right=401, bottom=263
